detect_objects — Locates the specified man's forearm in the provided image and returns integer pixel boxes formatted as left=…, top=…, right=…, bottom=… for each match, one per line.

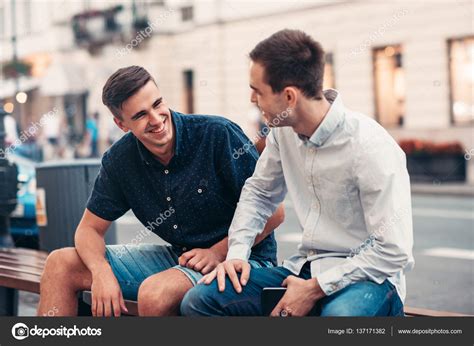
left=255, top=204, right=285, bottom=243
left=214, top=204, right=285, bottom=258
left=75, top=227, right=111, bottom=276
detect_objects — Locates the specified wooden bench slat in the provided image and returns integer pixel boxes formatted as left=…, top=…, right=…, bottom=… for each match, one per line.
left=0, top=247, right=48, bottom=259
left=0, top=255, right=46, bottom=268
left=0, top=264, right=44, bottom=276
left=404, top=306, right=470, bottom=317
left=0, top=268, right=41, bottom=293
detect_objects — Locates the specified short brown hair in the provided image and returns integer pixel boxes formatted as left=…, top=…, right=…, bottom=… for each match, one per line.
left=102, top=66, right=155, bottom=119
left=249, top=29, right=325, bottom=100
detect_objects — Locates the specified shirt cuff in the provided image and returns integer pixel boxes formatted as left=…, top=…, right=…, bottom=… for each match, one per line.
left=226, top=243, right=251, bottom=262
left=316, top=261, right=356, bottom=296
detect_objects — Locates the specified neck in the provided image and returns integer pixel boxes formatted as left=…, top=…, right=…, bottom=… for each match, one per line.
left=144, top=139, right=175, bottom=166
left=291, top=96, right=332, bottom=138
left=156, top=145, right=174, bottom=166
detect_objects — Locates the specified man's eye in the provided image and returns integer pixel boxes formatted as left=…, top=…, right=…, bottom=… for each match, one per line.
left=153, top=103, right=161, bottom=109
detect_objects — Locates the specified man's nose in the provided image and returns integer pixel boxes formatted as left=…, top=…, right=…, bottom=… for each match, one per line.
left=148, top=110, right=164, bottom=126
left=250, top=90, right=257, bottom=104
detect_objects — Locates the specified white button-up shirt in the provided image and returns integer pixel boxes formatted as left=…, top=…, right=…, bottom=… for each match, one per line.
left=226, top=89, right=415, bottom=302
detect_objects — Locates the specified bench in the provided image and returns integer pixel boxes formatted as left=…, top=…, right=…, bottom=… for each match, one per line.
left=0, top=247, right=469, bottom=317
left=0, top=247, right=95, bottom=316
left=0, top=247, right=47, bottom=315
left=81, top=291, right=471, bottom=317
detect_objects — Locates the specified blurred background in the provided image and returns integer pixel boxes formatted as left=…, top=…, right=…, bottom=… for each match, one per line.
left=0, top=0, right=472, bottom=315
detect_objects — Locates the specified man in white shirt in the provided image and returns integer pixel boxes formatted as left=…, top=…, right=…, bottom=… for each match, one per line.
left=180, top=29, right=414, bottom=316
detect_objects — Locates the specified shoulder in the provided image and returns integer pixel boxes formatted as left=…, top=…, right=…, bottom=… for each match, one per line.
left=344, top=111, right=405, bottom=168
left=101, top=132, right=138, bottom=168
left=178, top=112, right=242, bottom=130
left=177, top=111, right=249, bottom=140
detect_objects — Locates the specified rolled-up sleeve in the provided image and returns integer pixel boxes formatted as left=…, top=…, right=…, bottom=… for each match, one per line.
left=226, top=129, right=287, bottom=261
left=317, top=139, right=415, bottom=296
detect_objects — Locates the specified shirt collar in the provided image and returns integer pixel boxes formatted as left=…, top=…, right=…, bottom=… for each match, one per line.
left=300, top=89, right=345, bottom=147
left=136, top=109, right=183, bottom=165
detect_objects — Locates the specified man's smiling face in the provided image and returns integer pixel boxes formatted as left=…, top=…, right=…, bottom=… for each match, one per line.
left=113, top=80, right=174, bottom=152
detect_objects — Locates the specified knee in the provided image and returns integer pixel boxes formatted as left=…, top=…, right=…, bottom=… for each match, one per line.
left=137, top=277, right=176, bottom=316
left=43, top=247, right=80, bottom=276
left=180, top=283, right=221, bottom=316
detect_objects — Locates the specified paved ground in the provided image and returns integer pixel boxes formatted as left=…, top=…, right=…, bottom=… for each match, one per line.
left=18, top=193, right=473, bottom=315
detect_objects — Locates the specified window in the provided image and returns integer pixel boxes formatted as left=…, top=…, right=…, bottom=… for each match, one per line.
left=183, top=70, right=194, bottom=114
left=373, top=45, right=405, bottom=127
left=323, top=52, right=335, bottom=89
left=449, top=37, right=474, bottom=125
left=181, top=6, right=193, bottom=22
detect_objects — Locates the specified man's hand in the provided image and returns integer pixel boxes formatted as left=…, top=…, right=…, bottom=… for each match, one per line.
left=91, top=265, right=128, bottom=317
left=178, top=248, right=226, bottom=274
left=198, top=259, right=250, bottom=293
left=270, top=276, right=325, bottom=317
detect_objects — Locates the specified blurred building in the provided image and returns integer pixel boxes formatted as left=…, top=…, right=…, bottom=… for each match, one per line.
left=1, top=0, right=473, bottom=181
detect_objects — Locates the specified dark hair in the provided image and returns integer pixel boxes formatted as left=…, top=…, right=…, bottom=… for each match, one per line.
left=102, top=66, right=155, bottom=119
left=249, top=29, right=325, bottom=100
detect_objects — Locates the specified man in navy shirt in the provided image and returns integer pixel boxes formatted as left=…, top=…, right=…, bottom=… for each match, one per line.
left=37, top=66, right=284, bottom=317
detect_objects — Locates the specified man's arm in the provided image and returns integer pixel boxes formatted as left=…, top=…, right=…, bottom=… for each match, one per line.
left=316, top=140, right=414, bottom=297
left=179, top=204, right=285, bottom=273
left=211, top=203, right=285, bottom=256
left=225, top=129, right=287, bottom=261
left=199, top=130, right=287, bottom=291
left=74, top=209, right=111, bottom=278
left=75, top=209, right=128, bottom=317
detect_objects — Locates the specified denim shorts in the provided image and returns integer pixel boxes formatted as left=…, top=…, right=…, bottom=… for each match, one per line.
left=105, top=243, right=273, bottom=301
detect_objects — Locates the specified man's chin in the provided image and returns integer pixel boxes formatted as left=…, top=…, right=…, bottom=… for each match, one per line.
left=263, top=117, right=278, bottom=127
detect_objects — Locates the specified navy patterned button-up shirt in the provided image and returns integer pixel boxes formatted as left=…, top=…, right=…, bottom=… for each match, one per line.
left=86, top=110, right=277, bottom=264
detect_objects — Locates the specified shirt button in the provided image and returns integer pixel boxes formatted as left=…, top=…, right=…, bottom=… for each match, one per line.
left=166, top=196, right=171, bottom=202
left=173, top=224, right=178, bottom=229
left=308, top=250, right=315, bottom=256
left=312, top=202, right=319, bottom=210
left=164, top=169, right=169, bottom=174
left=197, top=188, right=203, bottom=194
left=182, top=247, right=187, bottom=252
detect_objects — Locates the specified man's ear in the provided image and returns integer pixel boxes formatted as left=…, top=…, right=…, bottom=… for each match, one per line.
left=283, top=87, right=298, bottom=109
left=113, top=116, right=130, bottom=133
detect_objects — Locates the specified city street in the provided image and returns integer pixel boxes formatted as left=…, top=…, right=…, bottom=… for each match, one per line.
left=113, top=193, right=474, bottom=315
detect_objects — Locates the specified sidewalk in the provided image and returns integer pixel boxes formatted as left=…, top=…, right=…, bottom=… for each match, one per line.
left=411, top=183, right=474, bottom=197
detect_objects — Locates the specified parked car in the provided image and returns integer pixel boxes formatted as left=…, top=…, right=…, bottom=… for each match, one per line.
left=9, top=153, right=39, bottom=249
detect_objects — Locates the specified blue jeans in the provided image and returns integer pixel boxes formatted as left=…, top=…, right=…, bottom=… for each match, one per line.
left=105, top=244, right=273, bottom=301
left=180, top=262, right=404, bottom=316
